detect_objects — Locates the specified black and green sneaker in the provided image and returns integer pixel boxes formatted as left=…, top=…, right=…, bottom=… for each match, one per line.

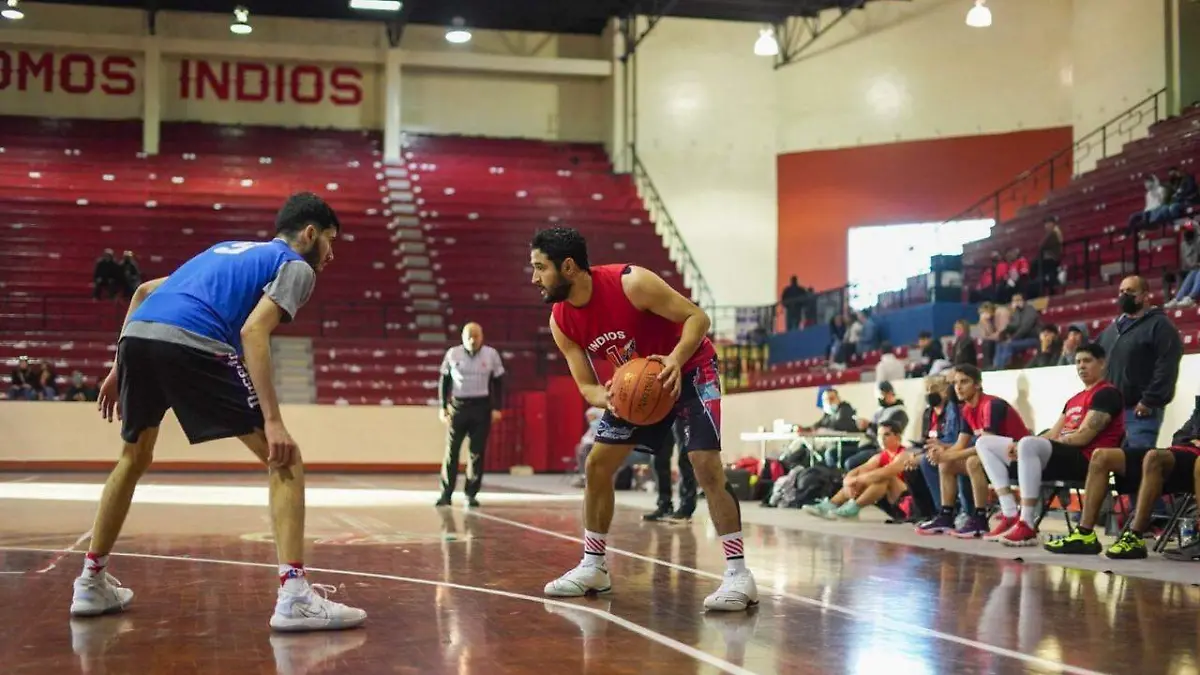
left=1104, top=530, right=1148, bottom=559
left=1044, top=529, right=1102, bottom=555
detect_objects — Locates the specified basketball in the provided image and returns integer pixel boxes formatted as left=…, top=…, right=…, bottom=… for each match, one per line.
left=610, top=357, right=677, bottom=426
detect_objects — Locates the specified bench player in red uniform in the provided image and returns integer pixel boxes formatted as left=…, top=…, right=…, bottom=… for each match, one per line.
left=530, top=227, right=758, bottom=612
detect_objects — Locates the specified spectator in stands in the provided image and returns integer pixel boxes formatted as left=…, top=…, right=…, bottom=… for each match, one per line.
left=780, top=276, right=807, bottom=331
left=1057, top=325, right=1086, bottom=366
left=950, top=319, right=977, bottom=366
left=1147, top=166, right=1198, bottom=227
left=7, top=355, right=35, bottom=400
left=120, top=251, right=142, bottom=299
left=976, top=302, right=1008, bottom=368
left=839, top=381, right=908, bottom=471
left=64, top=371, right=99, bottom=402
left=803, top=388, right=858, bottom=433
left=1128, top=174, right=1166, bottom=233
left=828, top=314, right=847, bottom=361
left=1096, top=275, right=1183, bottom=450
left=34, top=362, right=58, bottom=401
left=857, top=309, right=882, bottom=354
left=1001, top=248, right=1031, bottom=302
left=913, top=370, right=976, bottom=523
left=993, top=293, right=1041, bottom=369
left=909, top=331, right=946, bottom=377
left=1165, top=227, right=1200, bottom=307
left=833, top=313, right=861, bottom=368
left=973, top=251, right=1009, bottom=303
left=875, top=342, right=905, bottom=382
left=801, top=420, right=913, bottom=520
left=973, top=343, right=1124, bottom=546
left=917, top=364, right=1030, bottom=538
left=1027, top=324, right=1062, bottom=368
left=1036, top=216, right=1063, bottom=295
left=93, top=249, right=124, bottom=300
left=1046, top=386, right=1200, bottom=560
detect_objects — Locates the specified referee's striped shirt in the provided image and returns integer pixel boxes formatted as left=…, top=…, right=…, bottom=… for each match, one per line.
left=440, top=345, right=505, bottom=406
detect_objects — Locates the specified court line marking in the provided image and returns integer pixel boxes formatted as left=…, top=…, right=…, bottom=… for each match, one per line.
left=461, top=509, right=1112, bottom=675
left=0, top=546, right=757, bottom=675
left=36, top=529, right=92, bottom=574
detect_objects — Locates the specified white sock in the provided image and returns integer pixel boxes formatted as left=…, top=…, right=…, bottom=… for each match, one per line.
left=82, top=553, right=109, bottom=579
left=997, top=492, right=1018, bottom=518
left=720, top=532, right=746, bottom=573
left=582, top=530, right=607, bottom=568
left=279, top=563, right=308, bottom=593
left=1019, top=504, right=1037, bottom=528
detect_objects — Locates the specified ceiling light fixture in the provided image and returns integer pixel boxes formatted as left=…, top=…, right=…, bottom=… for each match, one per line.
left=965, top=0, right=992, bottom=28
left=2, top=0, right=24, bottom=20
left=230, top=6, right=252, bottom=35
left=753, top=27, right=779, bottom=56
left=445, top=17, right=472, bottom=44
left=349, top=0, right=402, bottom=10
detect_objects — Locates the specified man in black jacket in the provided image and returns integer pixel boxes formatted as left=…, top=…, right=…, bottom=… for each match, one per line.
left=1095, top=276, right=1183, bottom=450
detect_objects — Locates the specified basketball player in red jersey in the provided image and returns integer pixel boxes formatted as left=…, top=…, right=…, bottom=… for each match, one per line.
left=530, top=227, right=758, bottom=612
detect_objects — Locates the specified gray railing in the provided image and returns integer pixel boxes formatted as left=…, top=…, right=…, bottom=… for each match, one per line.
left=629, top=146, right=715, bottom=312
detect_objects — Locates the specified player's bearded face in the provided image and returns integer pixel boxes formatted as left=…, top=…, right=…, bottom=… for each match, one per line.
left=539, top=266, right=572, bottom=303
left=300, top=226, right=333, bottom=271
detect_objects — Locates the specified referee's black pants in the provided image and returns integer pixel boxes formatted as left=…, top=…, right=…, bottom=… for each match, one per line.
left=440, top=398, right=491, bottom=499
left=653, top=420, right=697, bottom=515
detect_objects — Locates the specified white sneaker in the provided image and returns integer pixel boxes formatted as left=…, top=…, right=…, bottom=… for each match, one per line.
left=70, top=573, right=134, bottom=617
left=543, top=563, right=612, bottom=597
left=703, top=569, right=758, bottom=612
left=269, top=582, right=368, bottom=632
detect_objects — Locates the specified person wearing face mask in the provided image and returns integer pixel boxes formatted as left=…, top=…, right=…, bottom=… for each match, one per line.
left=950, top=319, right=977, bottom=367
left=1095, top=275, right=1183, bottom=450
left=914, top=370, right=976, bottom=527
left=840, top=381, right=909, bottom=472
left=801, top=421, right=915, bottom=520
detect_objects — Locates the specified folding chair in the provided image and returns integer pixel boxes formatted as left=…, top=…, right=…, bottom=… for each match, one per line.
left=1152, top=493, right=1196, bottom=554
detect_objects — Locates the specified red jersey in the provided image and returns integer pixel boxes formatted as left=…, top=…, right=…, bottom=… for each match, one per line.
left=962, top=393, right=1030, bottom=441
left=1059, top=381, right=1125, bottom=460
left=552, top=264, right=717, bottom=372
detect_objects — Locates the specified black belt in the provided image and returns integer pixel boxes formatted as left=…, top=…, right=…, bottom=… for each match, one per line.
left=452, top=396, right=490, bottom=405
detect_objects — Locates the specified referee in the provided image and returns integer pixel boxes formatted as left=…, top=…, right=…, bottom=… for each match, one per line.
left=436, top=322, right=505, bottom=507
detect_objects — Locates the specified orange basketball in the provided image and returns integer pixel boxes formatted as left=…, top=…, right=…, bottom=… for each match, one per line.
left=610, top=357, right=677, bottom=426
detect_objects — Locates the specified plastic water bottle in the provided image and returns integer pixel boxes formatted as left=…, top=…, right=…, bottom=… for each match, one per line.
left=1181, top=519, right=1195, bottom=545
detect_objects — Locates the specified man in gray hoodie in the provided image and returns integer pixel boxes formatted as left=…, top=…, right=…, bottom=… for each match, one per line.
left=1096, top=275, right=1184, bottom=450
left=993, top=293, right=1041, bottom=369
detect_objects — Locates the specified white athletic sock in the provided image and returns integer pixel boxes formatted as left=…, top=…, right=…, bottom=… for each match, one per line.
left=997, top=492, right=1018, bottom=518
left=582, top=530, right=607, bottom=568
left=1019, top=504, right=1037, bottom=528
left=82, top=553, right=109, bottom=579
left=720, top=532, right=746, bottom=573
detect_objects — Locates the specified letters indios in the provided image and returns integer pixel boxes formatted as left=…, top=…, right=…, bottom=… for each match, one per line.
left=0, top=50, right=135, bottom=95
left=587, top=331, right=627, bottom=353
left=179, top=59, right=363, bottom=106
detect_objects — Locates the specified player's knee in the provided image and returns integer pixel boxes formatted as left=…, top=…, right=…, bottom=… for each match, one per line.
left=965, top=455, right=982, bottom=473
left=687, top=451, right=725, bottom=489
left=584, top=445, right=623, bottom=478
left=1144, top=448, right=1170, bottom=474
left=1089, top=447, right=1121, bottom=473
left=122, top=436, right=156, bottom=474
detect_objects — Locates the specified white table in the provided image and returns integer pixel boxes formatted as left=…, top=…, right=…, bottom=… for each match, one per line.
left=739, top=430, right=865, bottom=459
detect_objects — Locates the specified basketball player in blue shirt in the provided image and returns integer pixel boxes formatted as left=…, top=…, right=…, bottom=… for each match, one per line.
left=69, top=192, right=367, bottom=632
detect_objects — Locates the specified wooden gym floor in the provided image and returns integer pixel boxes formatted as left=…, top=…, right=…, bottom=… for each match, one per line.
left=0, top=473, right=1196, bottom=675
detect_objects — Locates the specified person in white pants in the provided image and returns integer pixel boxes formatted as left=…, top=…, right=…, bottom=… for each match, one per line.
left=973, top=343, right=1125, bottom=546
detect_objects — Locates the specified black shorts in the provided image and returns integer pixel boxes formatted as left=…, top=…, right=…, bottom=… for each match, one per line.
left=595, top=357, right=721, bottom=455
left=118, top=336, right=264, bottom=444
left=1116, top=447, right=1200, bottom=495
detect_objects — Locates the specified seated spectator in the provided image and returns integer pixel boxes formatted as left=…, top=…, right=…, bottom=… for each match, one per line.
left=828, top=314, right=847, bottom=362
left=1046, top=386, right=1200, bottom=559
left=34, top=362, right=58, bottom=400
left=64, top=371, right=99, bottom=402
left=1128, top=175, right=1166, bottom=233
left=857, top=309, right=882, bottom=355
left=1057, top=325, right=1086, bottom=366
left=972, top=251, right=1009, bottom=303
left=831, top=381, right=909, bottom=470
left=93, top=249, right=122, bottom=300
left=911, top=370, right=976, bottom=522
left=1027, top=324, right=1062, bottom=368
left=976, top=302, right=1007, bottom=368
left=833, top=313, right=861, bottom=368
left=1165, top=227, right=1200, bottom=308
left=996, top=248, right=1030, bottom=304
left=120, top=250, right=142, bottom=299
left=1035, top=216, right=1063, bottom=295
left=909, top=331, right=946, bottom=377
left=917, top=364, right=1030, bottom=538
left=993, top=293, right=1041, bottom=369
left=1147, top=166, right=1198, bottom=227
left=875, top=342, right=905, bottom=382
left=801, top=420, right=913, bottom=519
left=802, top=388, right=859, bottom=433
left=973, top=344, right=1124, bottom=546
left=7, top=356, right=35, bottom=400
left=950, top=319, right=978, bottom=366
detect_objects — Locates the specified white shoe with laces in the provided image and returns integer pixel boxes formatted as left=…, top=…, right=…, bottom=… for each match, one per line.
left=269, top=582, right=368, bottom=632
left=703, top=569, right=759, bottom=612
left=543, top=563, right=612, bottom=597
left=70, top=573, right=134, bottom=617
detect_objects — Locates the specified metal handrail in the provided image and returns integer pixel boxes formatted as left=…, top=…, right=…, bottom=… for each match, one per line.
left=629, top=146, right=715, bottom=312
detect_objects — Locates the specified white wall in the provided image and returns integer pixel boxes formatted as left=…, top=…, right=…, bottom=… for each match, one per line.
left=634, top=17, right=779, bottom=306
left=775, top=0, right=1074, bottom=154
left=723, top=356, right=1200, bottom=460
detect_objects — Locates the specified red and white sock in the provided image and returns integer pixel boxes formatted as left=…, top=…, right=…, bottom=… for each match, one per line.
left=720, top=532, right=746, bottom=573
left=582, top=530, right=607, bottom=568
left=81, top=552, right=109, bottom=579
left=279, top=562, right=307, bottom=592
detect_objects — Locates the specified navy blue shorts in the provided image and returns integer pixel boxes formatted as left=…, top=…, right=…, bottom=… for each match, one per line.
left=596, top=357, right=721, bottom=455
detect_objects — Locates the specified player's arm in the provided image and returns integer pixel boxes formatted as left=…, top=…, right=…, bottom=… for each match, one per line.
left=1060, top=388, right=1121, bottom=448
left=1042, top=413, right=1067, bottom=441
left=622, top=266, right=711, bottom=396
left=241, top=296, right=295, bottom=467
left=549, top=315, right=609, bottom=410
left=97, top=276, right=170, bottom=421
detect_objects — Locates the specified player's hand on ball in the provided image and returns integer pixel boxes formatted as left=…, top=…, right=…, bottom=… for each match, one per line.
left=98, top=368, right=120, bottom=422
left=648, top=355, right=681, bottom=399
left=265, top=420, right=298, bottom=469
left=586, top=382, right=616, bottom=417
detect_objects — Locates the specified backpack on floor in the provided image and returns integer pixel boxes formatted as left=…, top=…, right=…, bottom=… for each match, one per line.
left=769, top=465, right=840, bottom=509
